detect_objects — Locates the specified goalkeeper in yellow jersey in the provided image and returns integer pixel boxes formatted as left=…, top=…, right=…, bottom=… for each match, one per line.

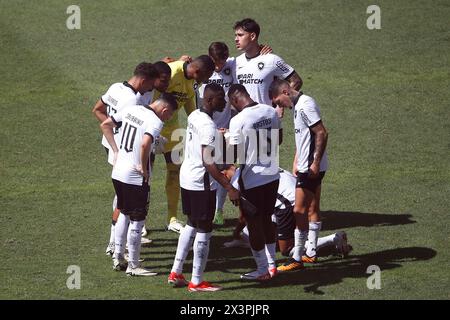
left=153, top=55, right=215, bottom=233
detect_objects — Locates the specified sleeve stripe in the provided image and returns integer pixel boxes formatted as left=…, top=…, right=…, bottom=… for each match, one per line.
left=309, top=119, right=322, bottom=128
left=111, top=116, right=119, bottom=126
left=283, top=70, right=296, bottom=81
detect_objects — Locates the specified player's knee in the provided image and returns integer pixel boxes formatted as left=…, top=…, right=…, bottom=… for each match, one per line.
left=186, top=218, right=212, bottom=233
left=293, top=207, right=306, bottom=216
left=128, top=210, right=147, bottom=221
left=196, top=219, right=213, bottom=233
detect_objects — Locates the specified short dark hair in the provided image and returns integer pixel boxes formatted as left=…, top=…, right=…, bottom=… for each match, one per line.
left=153, top=61, right=171, bottom=76
left=134, top=62, right=159, bottom=79
left=204, top=82, right=224, bottom=95
left=158, top=92, right=178, bottom=111
left=208, top=42, right=229, bottom=62
left=234, top=18, right=260, bottom=38
left=268, top=79, right=290, bottom=100
left=192, top=55, right=215, bottom=74
left=228, top=83, right=249, bottom=98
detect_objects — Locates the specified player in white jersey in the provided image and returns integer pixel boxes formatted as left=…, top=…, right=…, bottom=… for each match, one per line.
left=168, top=83, right=240, bottom=292
left=233, top=18, right=303, bottom=118
left=100, top=93, right=177, bottom=276
left=223, top=167, right=351, bottom=259
left=196, top=42, right=273, bottom=226
left=269, top=79, right=329, bottom=272
left=227, top=84, right=281, bottom=281
left=92, top=62, right=159, bottom=256
left=196, top=42, right=236, bottom=226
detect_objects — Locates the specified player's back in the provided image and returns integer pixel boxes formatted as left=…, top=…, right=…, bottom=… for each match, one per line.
left=101, top=82, right=140, bottom=157
left=102, top=82, right=139, bottom=117
left=180, top=109, right=218, bottom=191
left=229, top=103, right=280, bottom=189
left=112, top=105, right=163, bottom=185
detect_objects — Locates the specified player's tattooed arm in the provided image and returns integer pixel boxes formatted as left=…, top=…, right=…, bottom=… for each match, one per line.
left=309, top=121, right=328, bottom=178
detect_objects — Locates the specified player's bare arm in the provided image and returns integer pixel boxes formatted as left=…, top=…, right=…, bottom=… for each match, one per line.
left=292, top=151, right=298, bottom=176
left=162, top=55, right=192, bottom=64
left=201, top=145, right=240, bottom=206
left=100, top=118, right=119, bottom=164
left=139, top=134, right=153, bottom=183
left=285, top=71, right=303, bottom=91
left=92, top=99, right=108, bottom=123
left=309, top=121, right=328, bottom=178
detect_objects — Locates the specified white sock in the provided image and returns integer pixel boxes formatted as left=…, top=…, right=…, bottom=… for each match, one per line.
left=109, top=222, right=115, bottom=244
left=171, top=225, right=197, bottom=274
left=317, top=233, right=336, bottom=250
left=265, top=243, right=277, bottom=269
left=191, top=232, right=211, bottom=285
left=114, top=213, right=130, bottom=258
left=306, top=222, right=322, bottom=257
left=127, top=220, right=145, bottom=268
left=251, top=248, right=269, bottom=274
left=215, top=185, right=227, bottom=211
left=292, top=228, right=308, bottom=262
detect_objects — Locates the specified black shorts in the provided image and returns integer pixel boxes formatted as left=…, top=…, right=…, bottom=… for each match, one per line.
left=296, top=171, right=326, bottom=193
left=181, top=188, right=216, bottom=221
left=112, top=179, right=149, bottom=216
left=241, top=179, right=279, bottom=218
left=274, top=205, right=295, bottom=240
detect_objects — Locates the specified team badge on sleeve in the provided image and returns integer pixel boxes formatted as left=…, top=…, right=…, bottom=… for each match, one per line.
left=276, top=60, right=290, bottom=73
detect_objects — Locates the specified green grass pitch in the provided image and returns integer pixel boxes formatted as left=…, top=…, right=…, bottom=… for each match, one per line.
left=0, top=0, right=449, bottom=300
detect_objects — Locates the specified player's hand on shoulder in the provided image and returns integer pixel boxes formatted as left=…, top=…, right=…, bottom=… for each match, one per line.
left=260, top=44, right=273, bottom=55
left=162, top=56, right=176, bottom=64
left=179, top=55, right=192, bottom=63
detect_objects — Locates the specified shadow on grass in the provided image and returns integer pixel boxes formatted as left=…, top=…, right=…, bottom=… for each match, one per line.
left=213, top=210, right=416, bottom=233
left=211, top=246, right=436, bottom=293
left=320, top=210, right=416, bottom=231
left=140, top=210, right=422, bottom=288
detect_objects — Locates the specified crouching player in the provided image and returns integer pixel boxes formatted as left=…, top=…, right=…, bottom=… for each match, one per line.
left=223, top=167, right=351, bottom=259
left=100, top=94, right=177, bottom=276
